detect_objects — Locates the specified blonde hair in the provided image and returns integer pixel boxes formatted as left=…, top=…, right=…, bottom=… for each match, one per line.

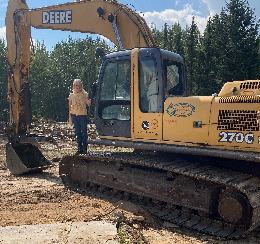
left=72, top=79, right=86, bottom=94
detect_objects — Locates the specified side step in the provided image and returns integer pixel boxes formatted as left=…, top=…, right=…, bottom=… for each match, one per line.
left=88, top=138, right=260, bottom=163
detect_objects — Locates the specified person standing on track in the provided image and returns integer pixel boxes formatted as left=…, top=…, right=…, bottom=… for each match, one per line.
left=68, top=79, right=91, bottom=154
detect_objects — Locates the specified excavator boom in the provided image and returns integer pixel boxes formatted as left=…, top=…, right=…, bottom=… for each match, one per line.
left=6, top=0, right=156, bottom=136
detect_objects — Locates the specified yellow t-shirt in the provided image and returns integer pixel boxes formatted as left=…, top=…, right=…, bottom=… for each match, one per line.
left=69, top=91, right=88, bottom=116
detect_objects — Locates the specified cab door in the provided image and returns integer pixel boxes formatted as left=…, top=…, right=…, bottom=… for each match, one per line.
left=131, top=48, right=164, bottom=140
left=95, top=53, right=131, bottom=138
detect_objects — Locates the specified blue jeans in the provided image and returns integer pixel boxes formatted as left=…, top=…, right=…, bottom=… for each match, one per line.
left=71, top=114, right=88, bottom=153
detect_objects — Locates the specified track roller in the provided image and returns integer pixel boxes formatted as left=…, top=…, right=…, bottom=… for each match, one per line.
left=218, top=190, right=252, bottom=225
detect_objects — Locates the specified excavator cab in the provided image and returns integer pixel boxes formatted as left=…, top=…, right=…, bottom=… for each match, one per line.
left=95, top=48, right=186, bottom=139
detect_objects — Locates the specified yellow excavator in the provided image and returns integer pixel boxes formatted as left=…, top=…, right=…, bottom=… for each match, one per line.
left=5, top=0, right=260, bottom=239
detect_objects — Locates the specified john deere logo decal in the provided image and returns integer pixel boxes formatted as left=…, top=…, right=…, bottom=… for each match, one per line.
left=166, top=103, right=196, bottom=117
left=141, top=121, right=150, bottom=130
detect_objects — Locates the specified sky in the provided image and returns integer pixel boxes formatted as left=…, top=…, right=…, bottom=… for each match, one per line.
left=0, top=0, right=259, bottom=49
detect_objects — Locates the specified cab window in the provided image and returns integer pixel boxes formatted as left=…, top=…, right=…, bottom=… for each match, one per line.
left=139, top=57, right=159, bottom=113
left=100, top=60, right=130, bottom=100
left=164, top=60, right=183, bottom=96
left=99, top=60, right=130, bottom=120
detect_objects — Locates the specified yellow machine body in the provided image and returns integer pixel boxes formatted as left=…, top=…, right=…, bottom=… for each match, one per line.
left=97, top=48, right=260, bottom=156
left=132, top=85, right=260, bottom=152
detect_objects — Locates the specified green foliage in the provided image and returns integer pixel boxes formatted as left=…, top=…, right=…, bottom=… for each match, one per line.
left=152, top=0, right=259, bottom=95
left=171, top=23, right=185, bottom=55
left=197, top=15, right=227, bottom=95
left=29, top=37, right=112, bottom=121
left=30, top=41, right=51, bottom=118
left=222, top=0, right=259, bottom=81
left=184, top=17, right=201, bottom=95
left=0, top=39, right=8, bottom=121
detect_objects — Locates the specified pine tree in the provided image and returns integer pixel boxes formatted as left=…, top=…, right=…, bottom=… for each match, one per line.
left=198, top=15, right=226, bottom=95
left=184, top=17, right=200, bottom=95
left=222, top=0, right=259, bottom=81
left=172, top=23, right=184, bottom=56
left=29, top=41, right=50, bottom=118
left=162, top=23, right=169, bottom=50
left=197, top=0, right=259, bottom=95
left=0, top=39, right=8, bottom=121
left=151, top=25, right=163, bottom=47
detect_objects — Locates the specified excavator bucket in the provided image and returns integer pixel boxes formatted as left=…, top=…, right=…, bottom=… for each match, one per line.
left=6, top=142, right=52, bottom=175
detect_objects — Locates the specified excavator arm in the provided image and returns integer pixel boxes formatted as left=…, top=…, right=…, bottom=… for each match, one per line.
left=6, top=0, right=156, bottom=136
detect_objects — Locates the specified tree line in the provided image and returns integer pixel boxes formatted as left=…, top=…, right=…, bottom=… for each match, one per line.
left=0, top=0, right=259, bottom=121
left=152, top=0, right=260, bottom=95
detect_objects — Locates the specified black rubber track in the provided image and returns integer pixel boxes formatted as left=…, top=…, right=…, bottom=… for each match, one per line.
left=59, top=152, right=260, bottom=239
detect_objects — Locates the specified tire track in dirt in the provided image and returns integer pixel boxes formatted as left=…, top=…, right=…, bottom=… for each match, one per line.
left=1, top=126, right=260, bottom=243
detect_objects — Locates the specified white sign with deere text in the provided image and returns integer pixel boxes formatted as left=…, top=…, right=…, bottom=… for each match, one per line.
left=42, top=10, right=72, bottom=24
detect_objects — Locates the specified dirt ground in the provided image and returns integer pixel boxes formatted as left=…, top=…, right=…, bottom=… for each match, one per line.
left=1, top=123, right=260, bottom=243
